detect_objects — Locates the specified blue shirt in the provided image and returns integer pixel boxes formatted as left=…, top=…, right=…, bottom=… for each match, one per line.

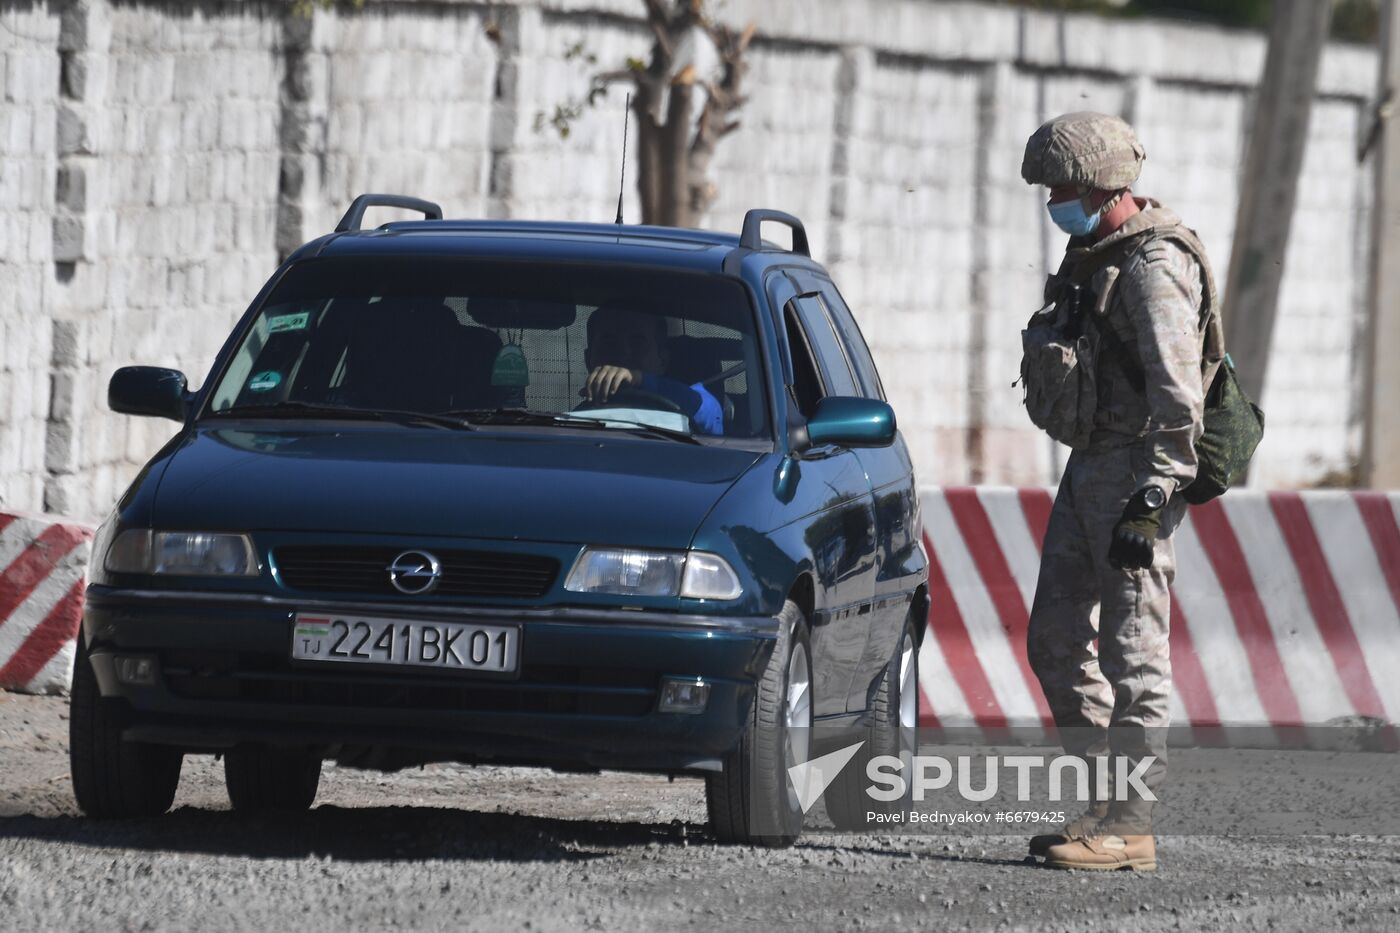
left=639, top=372, right=724, bottom=436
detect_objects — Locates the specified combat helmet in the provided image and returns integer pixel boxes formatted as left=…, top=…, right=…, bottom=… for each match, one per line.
left=1021, top=111, right=1145, bottom=190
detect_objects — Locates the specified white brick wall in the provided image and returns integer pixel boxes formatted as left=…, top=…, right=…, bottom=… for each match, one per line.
left=0, top=1, right=60, bottom=515
left=838, top=60, right=982, bottom=480
left=700, top=45, right=844, bottom=261
left=508, top=11, right=650, bottom=222
left=308, top=3, right=499, bottom=233
left=40, top=3, right=284, bottom=519
left=0, top=0, right=1385, bottom=521
left=1255, top=98, right=1372, bottom=487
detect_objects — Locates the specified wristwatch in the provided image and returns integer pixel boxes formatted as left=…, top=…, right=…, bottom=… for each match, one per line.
left=1140, top=485, right=1167, bottom=510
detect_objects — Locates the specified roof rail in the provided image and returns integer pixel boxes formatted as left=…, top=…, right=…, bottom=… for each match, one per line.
left=335, top=194, right=443, bottom=232
left=738, top=209, right=810, bottom=257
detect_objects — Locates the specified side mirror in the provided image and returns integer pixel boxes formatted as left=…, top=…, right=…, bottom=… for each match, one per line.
left=109, top=366, right=189, bottom=422
left=795, top=397, right=896, bottom=451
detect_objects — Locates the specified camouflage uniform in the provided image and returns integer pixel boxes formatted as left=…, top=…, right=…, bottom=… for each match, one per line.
left=1020, top=114, right=1222, bottom=831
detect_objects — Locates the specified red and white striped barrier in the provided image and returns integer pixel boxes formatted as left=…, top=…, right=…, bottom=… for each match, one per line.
left=6, top=489, right=1399, bottom=734
left=0, top=512, right=95, bottom=695
left=918, top=487, right=1400, bottom=747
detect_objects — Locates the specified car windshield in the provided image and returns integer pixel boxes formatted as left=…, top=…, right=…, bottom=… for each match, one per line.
left=204, top=257, right=770, bottom=441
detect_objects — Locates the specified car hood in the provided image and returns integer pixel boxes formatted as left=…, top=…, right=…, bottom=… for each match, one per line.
left=152, top=424, right=764, bottom=547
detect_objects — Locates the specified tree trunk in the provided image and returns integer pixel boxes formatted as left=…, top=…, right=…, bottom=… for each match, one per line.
left=656, top=71, right=696, bottom=227
left=622, top=1, right=750, bottom=228
left=632, top=89, right=663, bottom=224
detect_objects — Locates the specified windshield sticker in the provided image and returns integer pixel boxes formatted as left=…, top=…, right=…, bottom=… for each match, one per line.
left=247, top=370, right=283, bottom=393
left=491, top=344, right=530, bottom=387
left=266, top=311, right=310, bottom=334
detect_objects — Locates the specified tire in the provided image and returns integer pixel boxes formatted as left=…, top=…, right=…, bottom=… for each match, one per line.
left=825, top=611, right=920, bottom=830
left=69, top=639, right=182, bottom=819
left=706, top=599, right=811, bottom=847
left=224, top=745, right=322, bottom=812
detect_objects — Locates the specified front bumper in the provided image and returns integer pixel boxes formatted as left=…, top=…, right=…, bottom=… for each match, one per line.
left=83, top=586, right=779, bottom=773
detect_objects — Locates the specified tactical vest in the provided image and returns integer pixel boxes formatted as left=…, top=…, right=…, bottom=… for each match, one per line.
left=1019, top=217, right=1261, bottom=503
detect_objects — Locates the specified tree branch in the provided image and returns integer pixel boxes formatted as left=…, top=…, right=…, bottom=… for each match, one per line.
left=684, top=17, right=753, bottom=216
left=561, top=1, right=754, bottom=226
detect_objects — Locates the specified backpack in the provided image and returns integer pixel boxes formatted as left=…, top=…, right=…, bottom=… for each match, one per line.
left=1181, top=353, right=1265, bottom=504
left=1019, top=221, right=1263, bottom=503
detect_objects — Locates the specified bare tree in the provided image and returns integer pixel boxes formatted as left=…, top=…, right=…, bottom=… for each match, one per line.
left=539, top=0, right=755, bottom=227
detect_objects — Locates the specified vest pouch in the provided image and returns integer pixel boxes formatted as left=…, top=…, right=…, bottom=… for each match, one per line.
left=1020, top=309, right=1098, bottom=451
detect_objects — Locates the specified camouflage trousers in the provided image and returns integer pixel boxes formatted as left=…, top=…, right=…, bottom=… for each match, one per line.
left=1026, top=441, right=1187, bottom=830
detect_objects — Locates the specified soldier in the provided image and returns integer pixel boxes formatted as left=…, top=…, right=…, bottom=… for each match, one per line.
left=1018, top=112, right=1223, bottom=871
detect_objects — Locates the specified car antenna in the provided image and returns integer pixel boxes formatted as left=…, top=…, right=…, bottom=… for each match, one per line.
left=614, top=93, right=630, bottom=225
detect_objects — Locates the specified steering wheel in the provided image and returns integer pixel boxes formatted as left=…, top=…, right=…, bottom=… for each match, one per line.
left=575, top=387, right=685, bottom=416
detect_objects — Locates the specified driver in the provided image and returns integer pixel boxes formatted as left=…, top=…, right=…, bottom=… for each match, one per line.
left=583, top=303, right=725, bottom=435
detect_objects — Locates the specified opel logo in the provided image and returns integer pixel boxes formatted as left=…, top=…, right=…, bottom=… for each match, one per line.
left=387, top=550, right=442, bottom=595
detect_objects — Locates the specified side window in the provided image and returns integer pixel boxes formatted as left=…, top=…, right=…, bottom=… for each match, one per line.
left=816, top=283, right=885, bottom=401
left=793, top=295, right=860, bottom=398
left=783, top=304, right=825, bottom=418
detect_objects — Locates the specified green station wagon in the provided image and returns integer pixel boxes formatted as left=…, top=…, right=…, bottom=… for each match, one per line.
left=72, top=195, right=929, bottom=846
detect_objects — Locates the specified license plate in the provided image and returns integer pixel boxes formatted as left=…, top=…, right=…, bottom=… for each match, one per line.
left=291, top=613, right=519, bottom=674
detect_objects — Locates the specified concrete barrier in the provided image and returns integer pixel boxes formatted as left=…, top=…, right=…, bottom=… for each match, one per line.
left=0, top=512, right=95, bottom=695
left=918, top=487, right=1400, bottom=747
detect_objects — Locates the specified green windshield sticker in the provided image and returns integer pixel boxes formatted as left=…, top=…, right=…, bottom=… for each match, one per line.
left=491, top=344, right=530, bottom=387
left=266, top=311, right=310, bottom=334
left=248, top=370, right=283, bottom=393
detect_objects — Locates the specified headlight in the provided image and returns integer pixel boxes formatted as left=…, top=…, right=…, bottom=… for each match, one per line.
left=104, top=530, right=258, bottom=576
left=564, top=548, right=742, bottom=600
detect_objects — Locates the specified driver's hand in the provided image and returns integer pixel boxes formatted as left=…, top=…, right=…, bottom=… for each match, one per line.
left=584, top=365, right=642, bottom=402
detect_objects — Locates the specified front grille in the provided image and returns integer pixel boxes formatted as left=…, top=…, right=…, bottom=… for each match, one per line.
left=273, top=545, right=559, bottom=598
left=161, top=650, right=656, bottom=717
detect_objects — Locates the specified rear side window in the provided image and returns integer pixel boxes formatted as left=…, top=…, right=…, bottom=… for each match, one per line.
left=815, top=283, right=885, bottom=400
left=792, top=295, right=859, bottom=398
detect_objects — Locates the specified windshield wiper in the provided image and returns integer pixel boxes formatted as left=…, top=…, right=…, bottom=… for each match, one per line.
left=589, top=417, right=704, bottom=445
left=206, top=402, right=473, bottom=431
left=445, top=407, right=590, bottom=425
left=444, top=407, right=703, bottom=445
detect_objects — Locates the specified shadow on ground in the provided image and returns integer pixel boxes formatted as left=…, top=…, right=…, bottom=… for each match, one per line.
left=0, top=805, right=710, bottom=863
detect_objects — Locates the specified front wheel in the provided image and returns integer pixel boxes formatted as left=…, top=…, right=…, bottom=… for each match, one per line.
left=705, top=599, right=811, bottom=847
left=825, top=611, right=920, bottom=829
left=69, top=639, right=183, bottom=818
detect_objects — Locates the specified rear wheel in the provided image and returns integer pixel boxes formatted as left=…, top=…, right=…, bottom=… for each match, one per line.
left=69, top=639, right=183, bottom=819
left=825, top=611, right=920, bottom=829
left=706, top=599, right=810, bottom=847
left=224, top=745, right=322, bottom=812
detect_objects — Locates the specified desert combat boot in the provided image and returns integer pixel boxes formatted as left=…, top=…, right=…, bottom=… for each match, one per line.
left=1043, top=832, right=1157, bottom=872
left=1028, top=800, right=1109, bottom=856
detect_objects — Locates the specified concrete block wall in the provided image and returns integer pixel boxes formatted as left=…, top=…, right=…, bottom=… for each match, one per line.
left=300, top=2, right=501, bottom=237
left=504, top=8, right=648, bottom=223
left=40, top=0, right=285, bottom=518
left=975, top=64, right=1058, bottom=487
left=1259, top=97, right=1372, bottom=487
left=701, top=44, right=843, bottom=264
left=0, top=0, right=1384, bottom=522
left=837, top=59, right=982, bottom=483
left=0, top=2, right=60, bottom=513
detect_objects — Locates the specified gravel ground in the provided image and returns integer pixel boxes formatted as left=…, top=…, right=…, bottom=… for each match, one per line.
left=3, top=690, right=1399, bottom=932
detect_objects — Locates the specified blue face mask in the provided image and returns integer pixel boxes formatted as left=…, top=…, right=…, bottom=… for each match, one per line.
left=1048, top=197, right=1102, bottom=237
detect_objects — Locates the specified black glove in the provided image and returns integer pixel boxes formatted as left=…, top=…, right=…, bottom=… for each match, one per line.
left=1108, top=487, right=1166, bottom=570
